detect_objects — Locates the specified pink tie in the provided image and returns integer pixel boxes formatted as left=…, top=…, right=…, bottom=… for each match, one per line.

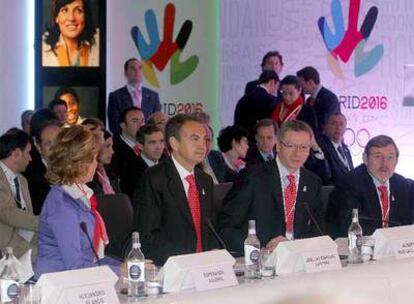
left=284, top=174, right=297, bottom=233
left=132, top=87, right=141, bottom=108
left=378, top=185, right=389, bottom=227
left=185, top=175, right=203, bottom=253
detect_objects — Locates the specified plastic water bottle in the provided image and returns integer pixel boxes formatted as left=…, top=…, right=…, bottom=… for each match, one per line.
left=0, top=247, right=20, bottom=303
left=348, top=209, right=363, bottom=264
left=127, top=232, right=146, bottom=297
left=244, top=220, right=261, bottom=279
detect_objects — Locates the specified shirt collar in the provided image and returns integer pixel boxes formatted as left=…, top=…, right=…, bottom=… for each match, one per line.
left=120, top=134, right=136, bottom=149
left=62, top=183, right=94, bottom=200
left=259, top=150, right=274, bottom=161
left=0, top=161, right=17, bottom=181
left=141, top=153, right=158, bottom=167
left=311, top=85, right=322, bottom=99
left=127, top=83, right=142, bottom=93
left=171, top=154, right=193, bottom=181
left=55, top=34, right=91, bottom=48
left=258, top=84, right=270, bottom=94
left=368, top=171, right=390, bottom=190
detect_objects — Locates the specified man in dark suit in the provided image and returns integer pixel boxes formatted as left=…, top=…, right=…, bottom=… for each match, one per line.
left=234, top=71, right=280, bottom=145
left=245, top=119, right=277, bottom=167
left=218, top=120, right=323, bottom=254
left=319, top=112, right=353, bottom=184
left=296, top=66, right=340, bottom=138
left=107, top=58, right=161, bottom=135
left=111, top=107, right=145, bottom=199
left=244, top=51, right=284, bottom=95
left=326, top=135, right=414, bottom=239
left=136, top=114, right=218, bottom=265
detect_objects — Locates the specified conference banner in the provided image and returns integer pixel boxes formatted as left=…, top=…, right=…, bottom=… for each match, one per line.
left=220, top=0, right=414, bottom=176
left=107, top=0, right=220, bottom=129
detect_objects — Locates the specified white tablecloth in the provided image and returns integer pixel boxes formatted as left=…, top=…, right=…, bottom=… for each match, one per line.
left=119, top=257, right=414, bottom=304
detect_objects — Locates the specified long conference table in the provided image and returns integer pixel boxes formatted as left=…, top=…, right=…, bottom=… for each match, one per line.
left=118, top=256, right=414, bottom=304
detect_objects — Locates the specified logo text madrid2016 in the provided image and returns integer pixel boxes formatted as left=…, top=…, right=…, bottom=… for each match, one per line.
left=318, top=0, right=384, bottom=78
left=130, top=3, right=199, bottom=88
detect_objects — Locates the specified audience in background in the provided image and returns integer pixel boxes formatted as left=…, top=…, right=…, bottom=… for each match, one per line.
left=245, top=119, right=277, bottom=167
left=21, top=110, right=34, bottom=135
left=107, top=58, right=161, bottom=134
left=48, top=99, right=68, bottom=127
left=319, top=112, right=354, bottom=184
left=35, top=126, right=119, bottom=279
left=147, top=111, right=168, bottom=132
left=0, top=128, right=39, bottom=259
left=54, top=86, right=84, bottom=126
left=217, top=125, right=249, bottom=173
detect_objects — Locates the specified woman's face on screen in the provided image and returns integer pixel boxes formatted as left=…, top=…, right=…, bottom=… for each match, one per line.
left=55, top=0, right=85, bottom=41
left=59, top=93, right=79, bottom=125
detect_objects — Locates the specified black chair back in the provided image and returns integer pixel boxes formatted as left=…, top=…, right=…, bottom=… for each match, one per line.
left=213, top=182, right=233, bottom=215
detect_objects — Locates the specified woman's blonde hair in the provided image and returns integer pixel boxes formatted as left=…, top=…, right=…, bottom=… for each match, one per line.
left=46, top=125, right=99, bottom=185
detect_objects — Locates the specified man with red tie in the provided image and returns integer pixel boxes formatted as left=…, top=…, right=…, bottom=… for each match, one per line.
left=326, top=135, right=414, bottom=238
left=136, top=114, right=218, bottom=265
left=217, top=120, right=323, bottom=254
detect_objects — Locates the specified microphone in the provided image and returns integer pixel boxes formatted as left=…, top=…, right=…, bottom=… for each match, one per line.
left=206, top=218, right=227, bottom=250
left=80, top=222, right=101, bottom=266
left=359, top=215, right=401, bottom=226
left=303, top=202, right=324, bottom=236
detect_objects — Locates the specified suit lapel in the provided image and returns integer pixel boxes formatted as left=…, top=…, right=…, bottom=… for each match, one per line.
left=19, top=175, right=33, bottom=213
left=269, top=162, right=285, bottom=223
left=361, top=166, right=382, bottom=219
left=328, top=140, right=349, bottom=174
left=294, top=168, right=310, bottom=233
left=194, top=168, right=209, bottom=246
left=165, top=159, right=195, bottom=228
left=121, top=86, right=133, bottom=107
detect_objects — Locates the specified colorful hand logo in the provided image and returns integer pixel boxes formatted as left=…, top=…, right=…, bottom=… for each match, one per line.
left=131, top=3, right=199, bottom=88
left=318, top=0, right=384, bottom=78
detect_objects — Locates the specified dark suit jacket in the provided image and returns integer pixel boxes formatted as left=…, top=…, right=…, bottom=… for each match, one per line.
left=107, top=86, right=161, bottom=135
left=87, top=166, right=121, bottom=195
left=22, top=157, right=49, bottom=215
left=112, top=137, right=149, bottom=200
left=207, top=150, right=237, bottom=183
left=319, top=135, right=353, bottom=185
left=217, top=161, right=323, bottom=254
left=326, top=164, right=414, bottom=238
left=136, top=158, right=218, bottom=265
left=245, top=146, right=276, bottom=168
left=244, top=79, right=260, bottom=95
left=234, top=87, right=279, bottom=144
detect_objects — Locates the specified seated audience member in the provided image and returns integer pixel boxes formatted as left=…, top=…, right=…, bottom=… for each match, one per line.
left=0, top=128, right=39, bottom=259
left=136, top=114, right=218, bottom=265
left=202, top=124, right=237, bottom=183
left=147, top=111, right=168, bottom=132
left=245, top=51, right=284, bottom=95
left=217, top=125, right=249, bottom=173
left=81, top=117, right=105, bottom=144
left=218, top=120, right=323, bottom=254
left=129, top=124, right=165, bottom=202
left=111, top=107, right=145, bottom=190
left=234, top=71, right=280, bottom=145
left=21, top=110, right=34, bottom=135
left=319, top=112, right=353, bottom=184
left=326, top=135, right=414, bottom=238
left=54, top=86, right=84, bottom=126
left=35, top=126, right=119, bottom=278
left=48, top=99, right=68, bottom=127
left=107, top=58, right=161, bottom=135
left=296, top=66, right=340, bottom=138
left=23, top=120, right=61, bottom=215
left=245, top=119, right=277, bottom=167
left=87, top=130, right=120, bottom=195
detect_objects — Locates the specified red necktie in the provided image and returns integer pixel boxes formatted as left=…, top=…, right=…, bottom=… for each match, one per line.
left=284, top=174, right=297, bottom=233
left=133, top=143, right=141, bottom=156
left=185, top=175, right=203, bottom=253
left=90, top=195, right=109, bottom=257
left=378, top=185, right=389, bottom=228
left=307, top=96, right=316, bottom=107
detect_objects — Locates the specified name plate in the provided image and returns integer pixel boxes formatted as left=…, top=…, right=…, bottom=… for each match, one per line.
left=302, top=251, right=341, bottom=273
left=392, top=238, right=414, bottom=259
left=191, top=264, right=238, bottom=291
left=66, top=283, right=119, bottom=304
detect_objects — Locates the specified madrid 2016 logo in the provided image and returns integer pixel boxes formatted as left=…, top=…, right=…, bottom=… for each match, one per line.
left=318, top=0, right=384, bottom=78
left=130, top=3, right=199, bottom=88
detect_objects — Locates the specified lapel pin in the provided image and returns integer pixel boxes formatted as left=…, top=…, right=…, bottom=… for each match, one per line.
left=303, top=186, right=307, bottom=192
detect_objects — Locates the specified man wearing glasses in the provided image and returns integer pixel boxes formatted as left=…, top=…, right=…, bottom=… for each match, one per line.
left=217, top=120, right=323, bottom=253
left=326, top=135, right=414, bottom=238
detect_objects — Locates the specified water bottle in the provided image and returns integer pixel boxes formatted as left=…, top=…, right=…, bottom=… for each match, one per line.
left=127, top=232, right=146, bottom=297
left=348, top=209, right=363, bottom=264
left=0, top=247, right=20, bottom=303
left=244, top=220, right=261, bottom=279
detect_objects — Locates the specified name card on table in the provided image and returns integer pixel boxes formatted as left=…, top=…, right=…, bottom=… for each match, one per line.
left=36, top=266, right=119, bottom=304
left=163, top=250, right=237, bottom=293
left=373, top=225, right=414, bottom=260
left=270, top=236, right=341, bottom=275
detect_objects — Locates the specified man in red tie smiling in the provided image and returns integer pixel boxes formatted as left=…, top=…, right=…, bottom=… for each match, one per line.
left=327, top=135, right=414, bottom=238
left=218, top=120, right=323, bottom=254
left=136, top=114, right=218, bottom=265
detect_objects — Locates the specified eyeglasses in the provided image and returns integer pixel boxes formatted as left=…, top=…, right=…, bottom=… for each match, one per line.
left=369, top=154, right=397, bottom=162
left=280, top=140, right=310, bottom=152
